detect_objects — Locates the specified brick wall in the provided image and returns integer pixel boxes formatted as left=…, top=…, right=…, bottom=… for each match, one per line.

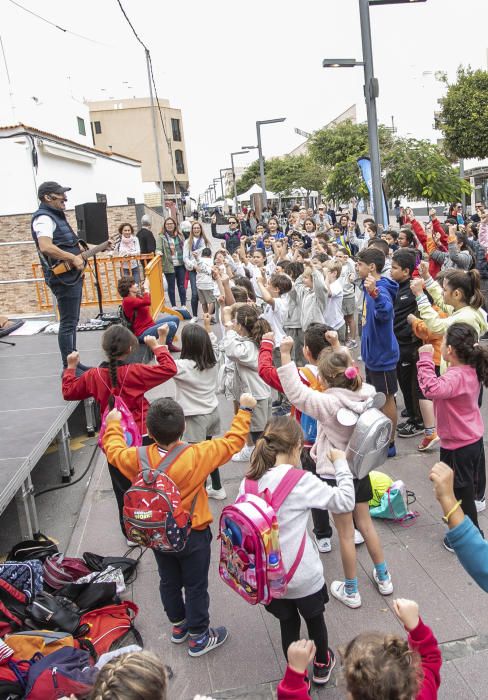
left=0, top=204, right=159, bottom=315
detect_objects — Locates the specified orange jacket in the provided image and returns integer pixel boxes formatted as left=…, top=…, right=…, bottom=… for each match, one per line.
left=103, top=409, right=251, bottom=530
left=411, top=306, right=447, bottom=367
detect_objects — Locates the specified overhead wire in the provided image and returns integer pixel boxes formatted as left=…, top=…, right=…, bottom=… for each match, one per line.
left=115, top=0, right=181, bottom=204
left=8, top=0, right=113, bottom=46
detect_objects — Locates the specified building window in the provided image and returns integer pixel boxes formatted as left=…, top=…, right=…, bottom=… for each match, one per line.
left=127, top=197, right=135, bottom=205
left=175, top=149, right=185, bottom=174
left=94, top=121, right=102, bottom=134
left=77, top=117, right=86, bottom=136
left=96, top=193, right=107, bottom=203
left=171, top=118, right=181, bottom=142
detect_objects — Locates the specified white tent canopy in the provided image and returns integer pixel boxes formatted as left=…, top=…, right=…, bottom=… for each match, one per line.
left=209, top=198, right=234, bottom=208
left=237, top=183, right=277, bottom=202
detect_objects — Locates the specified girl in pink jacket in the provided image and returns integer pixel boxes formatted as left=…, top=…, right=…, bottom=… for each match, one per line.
left=417, top=322, right=488, bottom=550
left=278, top=335, right=393, bottom=610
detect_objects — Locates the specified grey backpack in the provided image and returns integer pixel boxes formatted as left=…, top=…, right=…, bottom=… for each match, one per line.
left=338, top=394, right=392, bottom=480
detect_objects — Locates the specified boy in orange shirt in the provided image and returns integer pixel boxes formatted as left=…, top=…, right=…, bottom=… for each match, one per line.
left=103, top=392, right=256, bottom=657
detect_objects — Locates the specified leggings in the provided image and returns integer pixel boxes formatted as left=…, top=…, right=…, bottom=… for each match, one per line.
left=279, top=613, right=328, bottom=664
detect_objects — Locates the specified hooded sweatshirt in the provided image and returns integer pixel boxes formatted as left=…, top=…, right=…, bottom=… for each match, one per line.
left=278, top=361, right=376, bottom=476
left=361, top=276, right=400, bottom=372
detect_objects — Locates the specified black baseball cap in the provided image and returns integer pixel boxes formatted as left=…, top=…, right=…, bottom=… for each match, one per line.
left=37, top=181, right=71, bottom=199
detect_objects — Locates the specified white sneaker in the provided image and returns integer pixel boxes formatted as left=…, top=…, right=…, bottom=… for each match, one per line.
left=206, top=487, right=227, bottom=500
left=330, top=580, right=362, bottom=608
left=189, top=317, right=198, bottom=324
left=354, top=528, right=364, bottom=545
left=314, top=536, right=332, bottom=553
left=373, top=567, right=393, bottom=595
left=476, top=497, right=486, bottom=513
left=231, top=445, right=254, bottom=462
left=126, top=539, right=138, bottom=547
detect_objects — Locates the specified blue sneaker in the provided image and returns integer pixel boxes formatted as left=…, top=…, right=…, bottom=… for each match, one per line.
left=171, top=621, right=189, bottom=644
left=188, top=626, right=228, bottom=657
left=388, top=443, right=397, bottom=458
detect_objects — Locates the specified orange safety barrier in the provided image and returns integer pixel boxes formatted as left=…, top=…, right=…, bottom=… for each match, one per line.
left=31, top=254, right=183, bottom=321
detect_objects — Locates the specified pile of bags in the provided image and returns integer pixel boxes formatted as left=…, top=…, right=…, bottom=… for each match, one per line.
left=0, top=537, right=144, bottom=699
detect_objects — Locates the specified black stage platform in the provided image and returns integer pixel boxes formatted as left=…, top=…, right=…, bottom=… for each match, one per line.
left=0, top=331, right=104, bottom=538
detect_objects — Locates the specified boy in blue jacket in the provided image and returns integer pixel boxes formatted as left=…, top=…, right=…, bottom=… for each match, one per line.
left=356, top=247, right=399, bottom=457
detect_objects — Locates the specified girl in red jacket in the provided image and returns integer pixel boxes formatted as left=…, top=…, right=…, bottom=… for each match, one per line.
left=277, top=598, right=441, bottom=699
left=62, top=324, right=177, bottom=539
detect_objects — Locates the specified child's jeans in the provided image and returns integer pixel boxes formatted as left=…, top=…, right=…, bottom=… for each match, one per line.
left=153, top=527, right=212, bottom=635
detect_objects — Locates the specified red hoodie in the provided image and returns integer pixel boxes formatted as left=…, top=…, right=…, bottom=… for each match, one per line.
left=409, top=217, right=448, bottom=279
left=276, top=619, right=441, bottom=700
left=62, top=346, right=177, bottom=434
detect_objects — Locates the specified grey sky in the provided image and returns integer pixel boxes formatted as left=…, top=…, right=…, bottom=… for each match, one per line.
left=2, top=0, right=487, bottom=198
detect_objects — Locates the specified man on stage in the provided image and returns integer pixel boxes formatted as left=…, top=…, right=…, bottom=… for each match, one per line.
left=31, top=181, right=87, bottom=370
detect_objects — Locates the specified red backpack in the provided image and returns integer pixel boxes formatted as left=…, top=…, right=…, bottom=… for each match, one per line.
left=123, top=444, right=198, bottom=552
left=78, top=601, right=142, bottom=656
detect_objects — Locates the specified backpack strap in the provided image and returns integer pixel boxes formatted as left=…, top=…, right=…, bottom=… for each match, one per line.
left=138, top=443, right=190, bottom=485
left=244, top=478, right=259, bottom=495
left=271, top=469, right=306, bottom=511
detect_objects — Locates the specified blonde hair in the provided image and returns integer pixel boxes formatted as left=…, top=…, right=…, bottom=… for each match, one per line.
left=340, top=632, right=420, bottom=700
left=318, top=348, right=362, bottom=391
left=89, top=651, right=168, bottom=700
left=247, top=417, right=304, bottom=480
left=325, top=260, right=342, bottom=277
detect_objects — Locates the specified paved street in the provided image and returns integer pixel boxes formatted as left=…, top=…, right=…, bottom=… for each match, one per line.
left=63, top=366, right=488, bottom=699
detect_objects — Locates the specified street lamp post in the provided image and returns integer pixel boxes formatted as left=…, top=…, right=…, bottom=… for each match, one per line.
left=256, top=119, right=286, bottom=210
left=213, top=178, right=221, bottom=201
left=322, top=0, right=426, bottom=228
left=230, top=150, right=249, bottom=215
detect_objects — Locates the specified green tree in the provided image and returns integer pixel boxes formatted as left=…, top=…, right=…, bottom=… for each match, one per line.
left=383, top=138, right=471, bottom=203
left=234, top=160, right=261, bottom=195
left=266, top=155, right=326, bottom=195
left=309, top=120, right=394, bottom=168
left=437, top=67, right=488, bottom=159
left=309, top=120, right=394, bottom=203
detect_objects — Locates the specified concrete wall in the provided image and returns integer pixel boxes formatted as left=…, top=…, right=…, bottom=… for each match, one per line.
left=0, top=204, right=158, bottom=315
left=0, top=135, right=144, bottom=216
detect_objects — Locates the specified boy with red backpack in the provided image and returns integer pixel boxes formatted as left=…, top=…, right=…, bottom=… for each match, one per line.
left=102, top=391, right=255, bottom=658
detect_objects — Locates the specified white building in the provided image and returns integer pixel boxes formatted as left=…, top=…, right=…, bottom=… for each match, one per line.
left=0, top=123, right=143, bottom=216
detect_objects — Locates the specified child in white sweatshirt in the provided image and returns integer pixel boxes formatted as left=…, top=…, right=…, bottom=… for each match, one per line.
left=238, top=416, right=354, bottom=686
left=277, top=335, right=393, bottom=610
left=173, top=315, right=224, bottom=499
left=223, top=303, right=272, bottom=462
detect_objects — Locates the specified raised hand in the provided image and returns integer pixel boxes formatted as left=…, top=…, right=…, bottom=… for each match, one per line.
left=410, top=277, right=424, bottom=297
left=287, top=639, right=316, bottom=675
left=393, top=598, right=420, bottom=632
left=66, top=351, right=80, bottom=369
left=280, top=336, right=294, bottom=356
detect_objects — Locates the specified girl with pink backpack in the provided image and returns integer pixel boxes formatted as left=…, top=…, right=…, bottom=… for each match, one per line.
left=236, top=416, right=355, bottom=687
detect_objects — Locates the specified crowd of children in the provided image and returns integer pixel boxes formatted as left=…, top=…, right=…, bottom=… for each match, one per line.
left=55, top=203, right=488, bottom=699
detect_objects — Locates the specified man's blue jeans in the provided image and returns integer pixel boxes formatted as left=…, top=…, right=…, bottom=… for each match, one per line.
left=50, top=279, right=83, bottom=368
left=137, top=316, right=179, bottom=345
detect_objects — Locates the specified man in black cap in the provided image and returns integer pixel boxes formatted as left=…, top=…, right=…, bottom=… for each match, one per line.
left=31, top=182, right=87, bottom=369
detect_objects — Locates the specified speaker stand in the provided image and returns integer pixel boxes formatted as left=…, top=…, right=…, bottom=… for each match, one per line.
left=92, top=254, right=104, bottom=319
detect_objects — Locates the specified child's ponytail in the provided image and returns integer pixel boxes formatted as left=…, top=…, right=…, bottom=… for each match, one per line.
left=445, top=322, right=488, bottom=387
left=247, top=417, right=303, bottom=480
left=101, top=325, right=137, bottom=390
left=235, top=304, right=271, bottom=345
left=318, top=349, right=363, bottom=391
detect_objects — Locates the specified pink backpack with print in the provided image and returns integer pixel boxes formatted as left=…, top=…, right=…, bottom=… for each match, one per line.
left=97, top=368, right=142, bottom=452
left=218, top=470, right=306, bottom=605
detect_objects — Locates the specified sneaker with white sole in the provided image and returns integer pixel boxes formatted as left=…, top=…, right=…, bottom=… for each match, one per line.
left=126, top=539, right=138, bottom=547
left=354, top=529, right=364, bottom=545
left=206, top=486, right=227, bottom=500
left=231, top=445, right=254, bottom=462
left=372, top=568, right=393, bottom=595
left=314, top=536, right=332, bottom=553
left=312, top=648, right=336, bottom=684
left=188, top=626, right=228, bottom=657
left=171, top=621, right=189, bottom=644
left=476, top=497, right=486, bottom=513
left=330, top=580, right=362, bottom=608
